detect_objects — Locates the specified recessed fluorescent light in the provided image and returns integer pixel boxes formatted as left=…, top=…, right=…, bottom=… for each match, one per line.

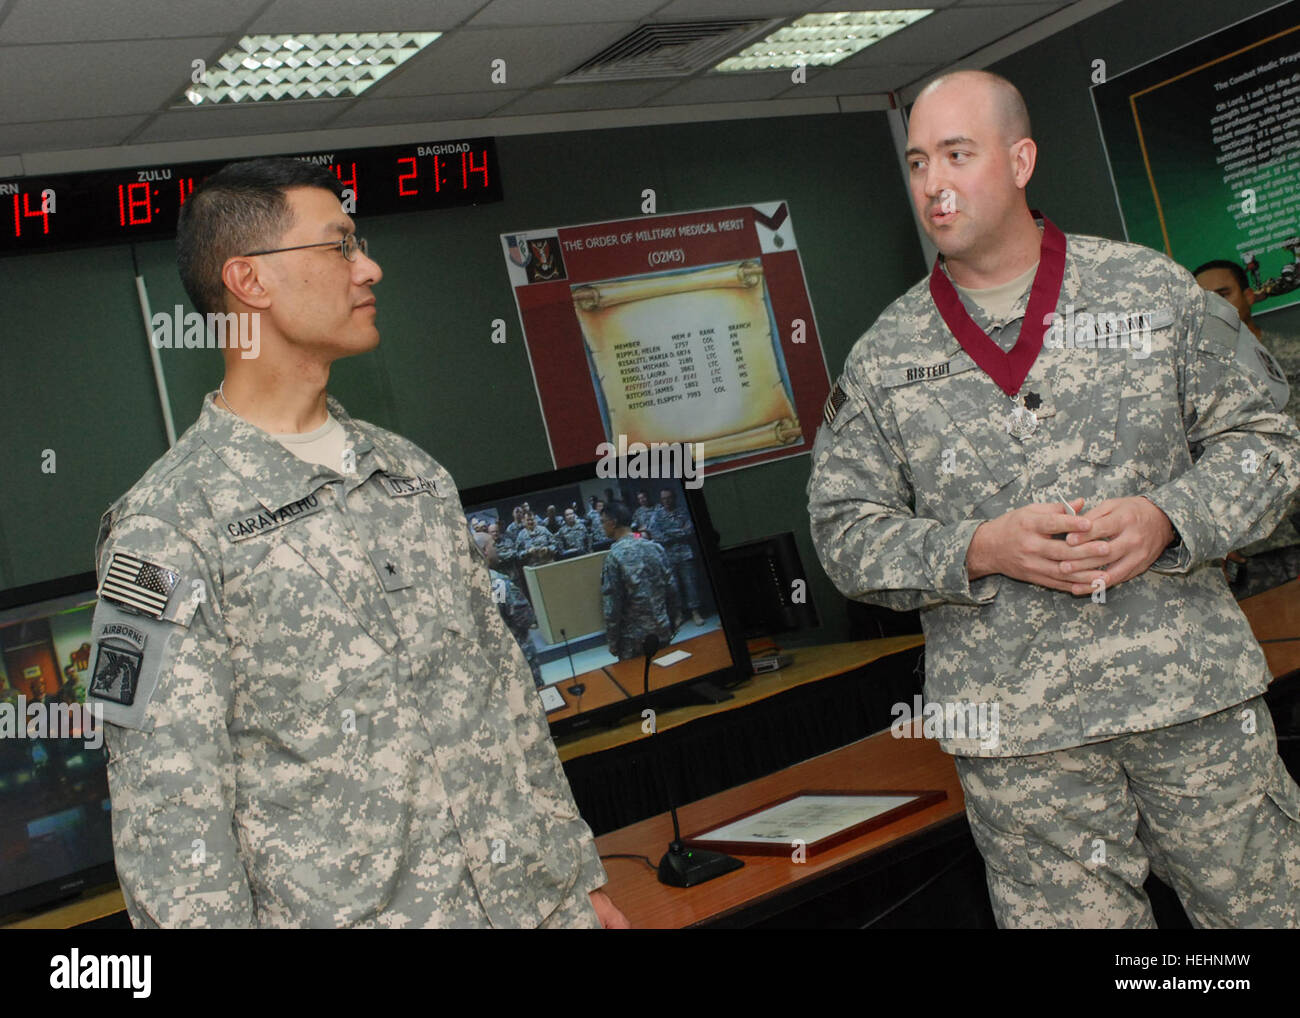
left=181, top=32, right=441, bottom=105
left=714, top=10, right=932, bottom=72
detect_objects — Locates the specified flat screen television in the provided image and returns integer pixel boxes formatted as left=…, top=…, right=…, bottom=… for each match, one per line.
left=0, top=572, right=116, bottom=920
left=461, top=461, right=751, bottom=735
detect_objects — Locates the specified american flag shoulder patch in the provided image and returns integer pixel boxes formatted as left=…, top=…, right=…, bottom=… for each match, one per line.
left=823, top=382, right=848, bottom=426
left=99, top=552, right=180, bottom=620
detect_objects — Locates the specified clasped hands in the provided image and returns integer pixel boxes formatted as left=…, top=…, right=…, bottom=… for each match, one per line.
left=966, top=495, right=1174, bottom=596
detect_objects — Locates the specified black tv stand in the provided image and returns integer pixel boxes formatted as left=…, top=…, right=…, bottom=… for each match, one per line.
left=686, top=680, right=732, bottom=704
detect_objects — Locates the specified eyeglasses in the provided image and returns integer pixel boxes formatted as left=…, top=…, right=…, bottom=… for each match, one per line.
left=242, top=234, right=369, bottom=261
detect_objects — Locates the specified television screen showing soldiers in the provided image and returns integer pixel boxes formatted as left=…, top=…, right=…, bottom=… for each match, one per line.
left=464, top=476, right=723, bottom=691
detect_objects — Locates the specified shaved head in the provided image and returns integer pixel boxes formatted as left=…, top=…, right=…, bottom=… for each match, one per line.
left=916, top=70, right=1031, bottom=146
left=904, top=68, right=1040, bottom=283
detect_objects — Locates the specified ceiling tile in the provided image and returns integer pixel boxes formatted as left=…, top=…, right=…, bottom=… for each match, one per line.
left=0, top=115, right=149, bottom=157
left=468, top=0, right=666, bottom=26
left=777, top=62, right=937, bottom=96
left=247, top=0, right=491, bottom=33
left=844, top=4, right=1059, bottom=65
left=494, top=80, right=676, bottom=116
left=0, top=0, right=263, bottom=42
left=651, top=0, right=823, bottom=18
left=132, top=101, right=346, bottom=143
left=327, top=91, right=523, bottom=127
left=0, top=38, right=228, bottom=122
left=366, top=23, right=640, bottom=96
left=646, top=71, right=801, bottom=105
left=651, top=0, right=957, bottom=17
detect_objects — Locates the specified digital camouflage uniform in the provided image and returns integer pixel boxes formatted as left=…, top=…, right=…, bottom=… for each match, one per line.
left=808, top=229, right=1300, bottom=928
left=632, top=504, right=656, bottom=534
left=490, top=567, right=543, bottom=688
left=513, top=524, right=557, bottom=566
left=1261, top=325, right=1300, bottom=421
left=492, top=530, right=524, bottom=591
left=556, top=520, right=591, bottom=556
left=600, top=535, right=681, bottom=661
left=89, top=393, right=605, bottom=928
left=1232, top=324, right=1300, bottom=597
left=649, top=502, right=702, bottom=615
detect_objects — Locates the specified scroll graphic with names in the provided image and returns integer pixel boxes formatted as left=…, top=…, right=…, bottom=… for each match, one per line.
left=502, top=203, right=830, bottom=474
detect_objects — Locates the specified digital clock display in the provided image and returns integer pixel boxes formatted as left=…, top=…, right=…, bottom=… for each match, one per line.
left=0, top=137, right=502, bottom=255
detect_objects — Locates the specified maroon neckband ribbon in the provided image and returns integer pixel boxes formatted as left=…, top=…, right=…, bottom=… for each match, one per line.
left=927, top=210, right=1067, bottom=397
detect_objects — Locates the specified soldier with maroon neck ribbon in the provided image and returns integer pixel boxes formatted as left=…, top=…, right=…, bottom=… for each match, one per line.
left=808, top=70, right=1300, bottom=929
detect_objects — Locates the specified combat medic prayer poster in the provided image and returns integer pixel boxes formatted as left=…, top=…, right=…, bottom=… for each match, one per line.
left=1092, top=1, right=1300, bottom=314
left=501, top=202, right=831, bottom=474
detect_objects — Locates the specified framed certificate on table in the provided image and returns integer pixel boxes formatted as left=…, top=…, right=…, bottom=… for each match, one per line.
left=681, top=790, right=946, bottom=858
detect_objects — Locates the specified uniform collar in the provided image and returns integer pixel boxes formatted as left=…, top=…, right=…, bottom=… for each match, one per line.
left=197, top=391, right=400, bottom=511
left=934, top=217, right=1085, bottom=338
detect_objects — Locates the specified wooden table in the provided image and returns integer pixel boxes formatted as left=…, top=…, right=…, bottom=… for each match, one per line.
left=595, top=719, right=963, bottom=928
left=557, top=635, right=924, bottom=762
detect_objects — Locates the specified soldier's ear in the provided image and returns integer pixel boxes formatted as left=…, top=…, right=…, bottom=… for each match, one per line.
left=1010, top=137, right=1037, bottom=190
left=222, top=256, right=272, bottom=310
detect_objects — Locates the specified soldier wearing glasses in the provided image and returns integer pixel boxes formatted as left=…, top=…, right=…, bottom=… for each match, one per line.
left=88, top=158, right=625, bottom=929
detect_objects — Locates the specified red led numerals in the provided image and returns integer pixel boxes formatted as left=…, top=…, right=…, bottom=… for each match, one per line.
left=462, top=149, right=489, bottom=188
left=397, top=157, right=418, bottom=197
left=117, top=183, right=152, bottom=226
left=11, top=192, right=51, bottom=237
left=333, top=162, right=358, bottom=205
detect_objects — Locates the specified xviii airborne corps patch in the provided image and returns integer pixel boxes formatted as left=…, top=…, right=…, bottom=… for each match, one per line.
left=89, top=643, right=143, bottom=706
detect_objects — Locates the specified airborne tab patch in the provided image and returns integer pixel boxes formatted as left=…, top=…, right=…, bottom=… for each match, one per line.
left=89, top=622, right=146, bottom=706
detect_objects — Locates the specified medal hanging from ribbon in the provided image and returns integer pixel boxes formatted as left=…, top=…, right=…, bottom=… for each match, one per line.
left=928, top=211, right=1066, bottom=438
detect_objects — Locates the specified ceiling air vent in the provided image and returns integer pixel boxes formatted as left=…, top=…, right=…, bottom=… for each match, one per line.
left=557, top=19, right=786, bottom=82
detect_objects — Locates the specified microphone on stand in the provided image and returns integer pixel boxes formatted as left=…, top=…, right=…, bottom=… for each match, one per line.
left=641, top=634, right=742, bottom=887
left=560, top=627, right=584, bottom=698
left=642, top=633, right=658, bottom=697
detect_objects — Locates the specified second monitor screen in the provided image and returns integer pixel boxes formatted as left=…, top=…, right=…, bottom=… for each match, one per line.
left=464, top=476, right=730, bottom=720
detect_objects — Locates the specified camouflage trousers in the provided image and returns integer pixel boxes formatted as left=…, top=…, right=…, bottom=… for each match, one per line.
left=953, top=696, right=1300, bottom=928
left=669, top=555, right=702, bottom=614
